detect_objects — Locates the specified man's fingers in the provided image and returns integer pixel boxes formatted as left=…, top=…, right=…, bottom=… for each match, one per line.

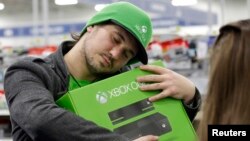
left=137, top=74, right=166, bottom=83
left=148, top=91, right=171, bottom=102
left=139, top=83, right=164, bottom=91
left=139, top=65, right=168, bottom=74
left=133, top=135, right=159, bottom=141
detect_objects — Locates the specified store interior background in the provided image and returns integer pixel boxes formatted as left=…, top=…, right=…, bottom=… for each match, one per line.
left=0, top=0, right=250, bottom=140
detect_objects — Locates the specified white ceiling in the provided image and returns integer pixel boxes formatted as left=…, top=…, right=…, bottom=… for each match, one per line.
left=0, top=0, right=246, bottom=16
left=0, top=0, right=249, bottom=27
left=0, top=0, right=89, bottom=15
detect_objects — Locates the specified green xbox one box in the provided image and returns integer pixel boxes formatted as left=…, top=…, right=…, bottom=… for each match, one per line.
left=56, top=60, right=197, bottom=141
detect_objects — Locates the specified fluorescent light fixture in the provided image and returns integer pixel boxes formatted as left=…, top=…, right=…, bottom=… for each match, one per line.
left=95, top=4, right=109, bottom=11
left=0, top=3, right=5, bottom=10
left=171, top=0, right=197, bottom=6
left=55, top=0, right=78, bottom=5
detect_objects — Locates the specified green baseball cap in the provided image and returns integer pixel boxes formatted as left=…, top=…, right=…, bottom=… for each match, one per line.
left=81, top=2, right=152, bottom=65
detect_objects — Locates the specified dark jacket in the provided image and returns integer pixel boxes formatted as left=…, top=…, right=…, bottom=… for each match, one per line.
left=4, top=41, right=201, bottom=141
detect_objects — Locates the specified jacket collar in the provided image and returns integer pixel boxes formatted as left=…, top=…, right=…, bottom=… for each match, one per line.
left=48, top=40, right=75, bottom=88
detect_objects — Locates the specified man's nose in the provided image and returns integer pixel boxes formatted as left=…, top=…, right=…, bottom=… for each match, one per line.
left=109, top=47, right=122, bottom=59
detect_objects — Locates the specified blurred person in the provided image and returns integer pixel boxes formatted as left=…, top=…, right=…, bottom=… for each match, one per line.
left=197, top=19, right=250, bottom=141
left=188, top=39, right=198, bottom=69
left=147, top=39, right=163, bottom=61
left=4, top=2, right=201, bottom=141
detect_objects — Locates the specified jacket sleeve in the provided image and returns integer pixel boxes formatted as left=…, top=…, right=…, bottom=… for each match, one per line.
left=182, top=87, right=202, bottom=121
left=4, top=60, right=129, bottom=141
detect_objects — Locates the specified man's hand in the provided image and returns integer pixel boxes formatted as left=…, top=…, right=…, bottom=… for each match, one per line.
left=137, top=65, right=195, bottom=104
left=133, top=135, right=159, bottom=141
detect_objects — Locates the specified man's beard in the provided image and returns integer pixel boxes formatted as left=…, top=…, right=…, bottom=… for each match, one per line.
left=81, top=40, right=116, bottom=77
left=84, top=53, right=118, bottom=79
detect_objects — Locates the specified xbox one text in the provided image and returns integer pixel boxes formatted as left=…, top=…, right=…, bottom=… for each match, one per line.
left=109, top=81, right=145, bottom=98
left=96, top=81, right=146, bottom=104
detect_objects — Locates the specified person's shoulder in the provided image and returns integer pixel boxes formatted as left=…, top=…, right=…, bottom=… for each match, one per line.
left=8, top=56, right=48, bottom=70
left=5, top=56, right=55, bottom=81
left=22, top=56, right=46, bottom=63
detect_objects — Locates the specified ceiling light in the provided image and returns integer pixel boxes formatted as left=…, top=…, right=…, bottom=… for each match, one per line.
left=0, top=3, right=5, bottom=10
left=171, top=0, right=197, bottom=6
left=55, top=0, right=78, bottom=5
left=95, top=4, right=109, bottom=11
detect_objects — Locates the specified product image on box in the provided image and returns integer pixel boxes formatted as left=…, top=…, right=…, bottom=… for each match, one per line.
left=109, top=98, right=172, bottom=140
left=56, top=60, right=197, bottom=141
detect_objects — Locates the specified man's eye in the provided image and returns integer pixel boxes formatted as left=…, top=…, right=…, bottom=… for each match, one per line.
left=113, top=36, right=121, bottom=44
left=123, top=53, right=129, bottom=59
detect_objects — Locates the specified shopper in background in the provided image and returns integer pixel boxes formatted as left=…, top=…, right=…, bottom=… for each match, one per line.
left=188, top=39, right=198, bottom=69
left=197, top=19, right=250, bottom=141
left=4, top=2, right=201, bottom=141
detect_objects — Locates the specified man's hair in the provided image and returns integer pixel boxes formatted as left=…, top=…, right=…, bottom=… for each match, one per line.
left=197, top=19, right=250, bottom=141
left=70, top=21, right=112, bottom=42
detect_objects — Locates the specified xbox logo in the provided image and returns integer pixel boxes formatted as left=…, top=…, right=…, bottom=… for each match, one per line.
left=141, top=25, right=147, bottom=33
left=96, top=91, right=108, bottom=104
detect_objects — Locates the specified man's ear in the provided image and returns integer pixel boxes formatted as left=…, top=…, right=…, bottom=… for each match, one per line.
left=87, top=26, right=93, bottom=32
